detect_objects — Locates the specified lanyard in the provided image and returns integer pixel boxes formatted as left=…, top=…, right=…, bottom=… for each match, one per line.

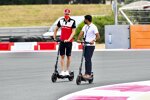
left=84, top=26, right=90, bottom=41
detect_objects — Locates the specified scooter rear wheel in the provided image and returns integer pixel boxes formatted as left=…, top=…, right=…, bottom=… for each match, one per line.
left=76, top=75, right=81, bottom=85
left=88, top=78, right=93, bottom=84
left=51, top=73, right=57, bottom=83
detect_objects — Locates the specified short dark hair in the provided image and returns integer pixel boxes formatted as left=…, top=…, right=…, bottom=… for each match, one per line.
left=84, top=15, right=92, bottom=22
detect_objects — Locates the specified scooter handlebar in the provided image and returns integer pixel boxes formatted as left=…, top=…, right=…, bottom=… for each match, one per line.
left=78, top=41, right=91, bottom=44
left=54, top=39, right=62, bottom=42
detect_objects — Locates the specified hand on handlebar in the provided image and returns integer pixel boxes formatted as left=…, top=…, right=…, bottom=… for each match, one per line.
left=77, top=40, right=90, bottom=44
left=52, top=36, right=56, bottom=41
left=52, top=37, right=61, bottom=42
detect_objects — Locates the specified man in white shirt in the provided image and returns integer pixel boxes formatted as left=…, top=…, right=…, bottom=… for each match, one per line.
left=77, top=15, right=100, bottom=79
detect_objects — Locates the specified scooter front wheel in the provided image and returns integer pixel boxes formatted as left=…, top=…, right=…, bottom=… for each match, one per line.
left=68, top=72, right=74, bottom=81
left=51, top=73, right=57, bottom=83
left=76, top=75, right=81, bottom=85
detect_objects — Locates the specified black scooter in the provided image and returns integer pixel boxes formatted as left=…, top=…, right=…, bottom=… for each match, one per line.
left=76, top=40, right=94, bottom=85
left=51, top=39, right=74, bottom=83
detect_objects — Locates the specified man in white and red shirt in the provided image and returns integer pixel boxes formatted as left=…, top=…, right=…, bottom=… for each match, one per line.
left=53, top=9, right=76, bottom=76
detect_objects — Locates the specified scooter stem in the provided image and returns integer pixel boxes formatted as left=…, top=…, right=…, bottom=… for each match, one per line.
left=54, top=42, right=60, bottom=72
left=79, top=43, right=85, bottom=74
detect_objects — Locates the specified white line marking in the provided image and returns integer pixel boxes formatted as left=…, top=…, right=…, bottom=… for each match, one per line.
left=1, top=49, right=150, bottom=53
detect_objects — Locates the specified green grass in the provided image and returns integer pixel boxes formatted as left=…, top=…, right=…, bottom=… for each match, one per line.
left=0, top=4, right=112, bottom=27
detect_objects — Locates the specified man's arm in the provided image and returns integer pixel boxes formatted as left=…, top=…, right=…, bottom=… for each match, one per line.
left=53, top=20, right=61, bottom=40
left=90, top=33, right=100, bottom=44
left=90, top=25, right=100, bottom=44
left=53, top=26, right=59, bottom=40
left=66, top=28, right=76, bottom=42
left=95, top=33, right=100, bottom=41
left=77, top=31, right=84, bottom=42
left=65, top=20, right=76, bottom=42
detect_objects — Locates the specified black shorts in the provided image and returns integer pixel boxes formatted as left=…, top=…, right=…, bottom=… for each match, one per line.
left=59, top=42, right=72, bottom=56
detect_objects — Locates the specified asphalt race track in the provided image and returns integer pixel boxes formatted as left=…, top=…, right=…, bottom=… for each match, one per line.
left=0, top=51, right=150, bottom=100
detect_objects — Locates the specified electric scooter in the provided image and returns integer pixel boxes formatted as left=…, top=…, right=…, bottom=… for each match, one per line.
left=76, top=39, right=94, bottom=85
left=51, top=38, right=74, bottom=83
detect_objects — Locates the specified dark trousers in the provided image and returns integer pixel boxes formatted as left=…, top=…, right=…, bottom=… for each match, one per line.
left=84, top=46, right=95, bottom=75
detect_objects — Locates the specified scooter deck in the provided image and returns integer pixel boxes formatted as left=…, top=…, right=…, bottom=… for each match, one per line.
left=58, top=75, right=70, bottom=79
left=57, top=72, right=74, bottom=79
left=81, top=75, right=93, bottom=82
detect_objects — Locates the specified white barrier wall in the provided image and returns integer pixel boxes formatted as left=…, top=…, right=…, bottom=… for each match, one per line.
left=0, top=42, right=82, bottom=51
left=105, top=25, right=130, bottom=49
left=11, top=42, right=37, bottom=51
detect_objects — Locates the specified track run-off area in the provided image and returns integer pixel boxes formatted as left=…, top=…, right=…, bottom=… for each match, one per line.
left=0, top=50, right=150, bottom=100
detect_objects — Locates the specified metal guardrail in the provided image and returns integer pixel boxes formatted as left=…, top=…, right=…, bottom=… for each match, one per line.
left=0, top=26, right=50, bottom=42
left=0, top=26, right=49, bottom=36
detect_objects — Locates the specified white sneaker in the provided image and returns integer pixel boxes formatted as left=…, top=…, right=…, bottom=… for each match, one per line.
left=60, top=71, right=65, bottom=76
left=65, top=70, right=70, bottom=76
